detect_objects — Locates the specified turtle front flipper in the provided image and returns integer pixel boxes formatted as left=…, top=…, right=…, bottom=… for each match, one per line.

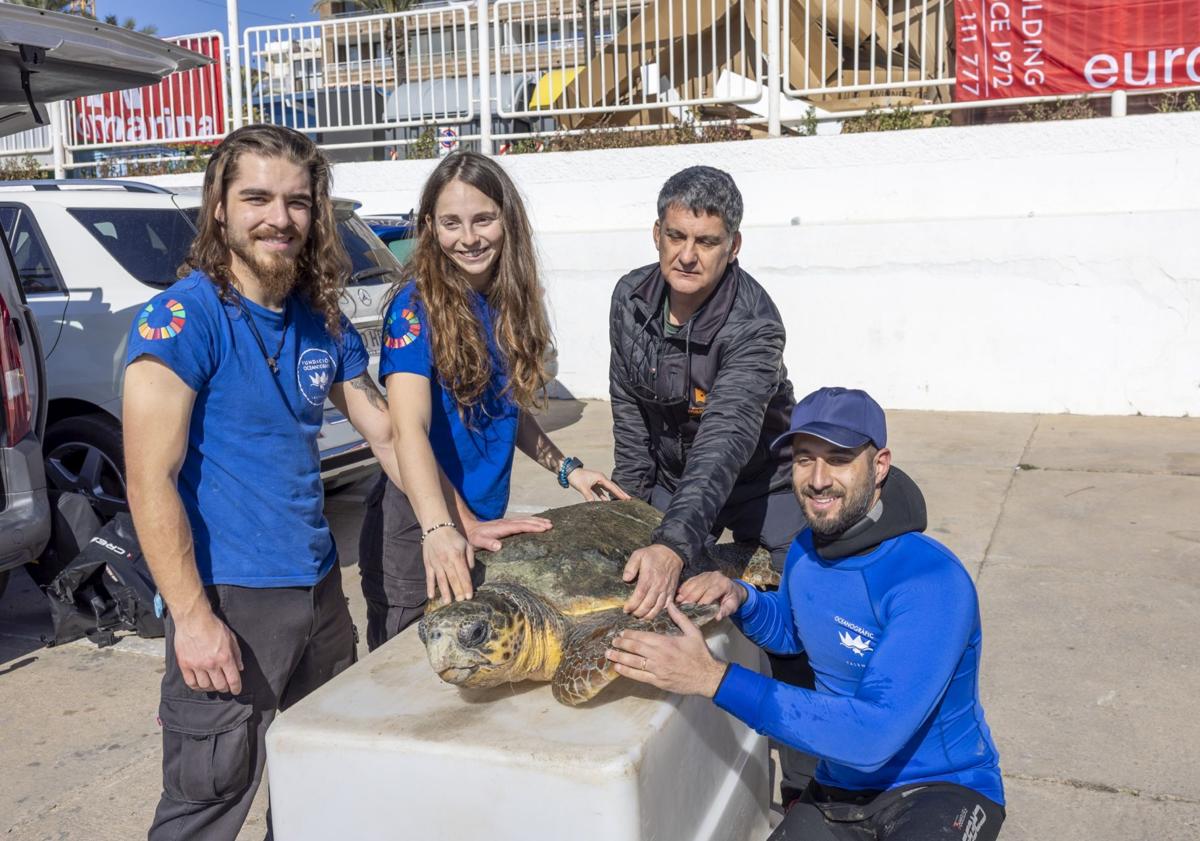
left=703, top=542, right=780, bottom=589
left=551, top=603, right=720, bottom=706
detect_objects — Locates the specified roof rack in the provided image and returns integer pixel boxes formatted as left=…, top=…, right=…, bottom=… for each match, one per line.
left=0, top=179, right=172, bottom=194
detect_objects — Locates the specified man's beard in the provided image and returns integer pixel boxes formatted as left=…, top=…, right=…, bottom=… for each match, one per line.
left=802, top=471, right=876, bottom=537
left=227, top=229, right=300, bottom=300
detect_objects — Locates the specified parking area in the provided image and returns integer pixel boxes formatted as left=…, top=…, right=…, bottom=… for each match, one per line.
left=1, top=399, right=1198, bottom=841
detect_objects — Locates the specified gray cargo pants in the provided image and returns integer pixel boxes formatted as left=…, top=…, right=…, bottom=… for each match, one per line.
left=357, top=475, right=428, bottom=651
left=147, top=563, right=355, bottom=841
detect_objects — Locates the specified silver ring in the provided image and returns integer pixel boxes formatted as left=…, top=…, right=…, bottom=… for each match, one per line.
left=640, top=656, right=649, bottom=671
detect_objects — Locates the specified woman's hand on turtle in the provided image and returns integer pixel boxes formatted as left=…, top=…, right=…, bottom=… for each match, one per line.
left=464, top=515, right=553, bottom=552
left=422, top=525, right=474, bottom=604
left=567, top=469, right=631, bottom=502
left=677, top=571, right=748, bottom=621
left=622, top=544, right=684, bottom=618
left=606, top=602, right=728, bottom=698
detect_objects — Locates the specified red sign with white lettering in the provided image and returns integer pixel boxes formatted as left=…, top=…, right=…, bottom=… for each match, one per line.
left=72, top=33, right=226, bottom=146
left=955, top=0, right=1200, bottom=101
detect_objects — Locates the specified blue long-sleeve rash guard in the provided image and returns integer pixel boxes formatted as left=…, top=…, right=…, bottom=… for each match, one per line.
left=713, top=529, right=1004, bottom=805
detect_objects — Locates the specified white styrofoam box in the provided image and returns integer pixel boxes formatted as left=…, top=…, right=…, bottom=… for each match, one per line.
left=267, top=620, right=771, bottom=841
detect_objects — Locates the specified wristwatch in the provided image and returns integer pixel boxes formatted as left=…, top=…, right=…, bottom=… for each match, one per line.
left=558, top=456, right=584, bottom=488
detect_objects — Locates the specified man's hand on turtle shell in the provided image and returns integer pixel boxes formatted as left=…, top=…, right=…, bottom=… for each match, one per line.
left=677, top=571, right=748, bottom=621
left=567, top=468, right=631, bottom=502
left=423, top=526, right=475, bottom=604
left=606, top=602, right=728, bottom=698
left=622, top=543, right=684, bottom=618
left=464, top=516, right=553, bottom=552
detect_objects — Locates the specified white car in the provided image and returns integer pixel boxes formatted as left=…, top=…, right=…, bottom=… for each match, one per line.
left=0, top=5, right=211, bottom=596
left=0, top=181, right=397, bottom=518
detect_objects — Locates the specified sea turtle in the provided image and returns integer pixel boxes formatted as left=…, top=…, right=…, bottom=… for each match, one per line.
left=417, top=498, right=779, bottom=705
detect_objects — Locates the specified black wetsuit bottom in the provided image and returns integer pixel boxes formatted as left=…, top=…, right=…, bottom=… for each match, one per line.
left=769, top=781, right=1006, bottom=841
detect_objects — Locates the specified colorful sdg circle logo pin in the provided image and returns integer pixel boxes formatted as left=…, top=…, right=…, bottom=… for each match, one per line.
left=138, top=299, right=187, bottom=340
left=384, top=308, right=421, bottom=349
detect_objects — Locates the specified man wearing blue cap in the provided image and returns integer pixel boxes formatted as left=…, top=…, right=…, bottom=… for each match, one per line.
left=607, top=387, right=1006, bottom=841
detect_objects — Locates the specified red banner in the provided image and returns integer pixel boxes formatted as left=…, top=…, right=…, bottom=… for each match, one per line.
left=73, top=33, right=226, bottom=145
left=955, top=0, right=1200, bottom=101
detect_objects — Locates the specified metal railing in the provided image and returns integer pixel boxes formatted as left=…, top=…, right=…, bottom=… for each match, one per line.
left=10, top=1, right=1193, bottom=174
left=0, top=124, right=51, bottom=159
left=492, top=0, right=764, bottom=123
left=241, top=4, right=477, bottom=145
left=782, top=0, right=954, bottom=102
left=64, top=31, right=229, bottom=153
left=0, top=31, right=228, bottom=173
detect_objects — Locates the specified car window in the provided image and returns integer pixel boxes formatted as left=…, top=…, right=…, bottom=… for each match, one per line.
left=181, top=207, right=402, bottom=287
left=340, top=214, right=405, bottom=285
left=385, top=238, right=415, bottom=264
left=67, top=207, right=197, bottom=288
left=0, top=205, right=63, bottom=294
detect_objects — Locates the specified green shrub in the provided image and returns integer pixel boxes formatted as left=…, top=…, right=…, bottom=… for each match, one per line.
left=1155, top=92, right=1200, bottom=113
left=1010, top=98, right=1097, bottom=123
left=409, top=126, right=438, bottom=160
left=507, top=119, right=751, bottom=154
left=841, top=106, right=950, bottom=134
left=0, top=155, right=51, bottom=180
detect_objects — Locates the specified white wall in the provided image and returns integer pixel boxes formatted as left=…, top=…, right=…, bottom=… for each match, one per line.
left=146, top=112, right=1200, bottom=416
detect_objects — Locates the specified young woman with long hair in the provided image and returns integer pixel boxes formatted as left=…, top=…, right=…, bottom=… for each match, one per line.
left=359, top=151, right=628, bottom=649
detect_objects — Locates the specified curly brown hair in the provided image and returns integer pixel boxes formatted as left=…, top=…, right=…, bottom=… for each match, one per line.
left=401, top=151, right=553, bottom=412
left=178, top=123, right=348, bottom=336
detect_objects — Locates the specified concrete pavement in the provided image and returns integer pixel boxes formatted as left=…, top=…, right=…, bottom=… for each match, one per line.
left=1, top=401, right=1197, bottom=840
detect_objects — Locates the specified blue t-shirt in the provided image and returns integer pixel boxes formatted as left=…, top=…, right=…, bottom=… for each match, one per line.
left=378, top=281, right=518, bottom=521
left=714, top=530, right=1005, bottom=805
left=124, top=270, right=368, bottom=587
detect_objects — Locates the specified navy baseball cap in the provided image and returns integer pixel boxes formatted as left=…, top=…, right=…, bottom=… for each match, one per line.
left=771, top=387, right=887, bottom=450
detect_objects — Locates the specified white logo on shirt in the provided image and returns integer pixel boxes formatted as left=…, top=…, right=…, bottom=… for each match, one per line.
left=297, top=348, right=335, bottom=406
left=838, top=631, right=874, bottom=657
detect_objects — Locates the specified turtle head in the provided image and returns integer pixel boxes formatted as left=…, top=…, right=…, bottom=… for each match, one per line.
left=418, top=587, right=546, bottom=689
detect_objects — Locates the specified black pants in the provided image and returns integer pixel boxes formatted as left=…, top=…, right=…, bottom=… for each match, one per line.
left=768, top=781, right=1006, bottom=841
left=148, top=564, right=356, bottom=841
left=358, top=475, right=428, bottom=651
left=648, top=484, right=818, bottom=795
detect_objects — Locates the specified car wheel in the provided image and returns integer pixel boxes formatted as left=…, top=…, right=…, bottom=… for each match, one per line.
left=0, top=568, right=9, bottom=601
left=44, top=414, right=128, bottom=520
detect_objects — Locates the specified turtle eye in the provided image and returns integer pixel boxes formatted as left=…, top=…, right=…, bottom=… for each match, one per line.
left=458, top=619, right=489, bottom=648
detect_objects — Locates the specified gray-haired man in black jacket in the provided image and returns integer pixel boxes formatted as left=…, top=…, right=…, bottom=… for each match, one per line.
left=609, top=165, right=815, bottom=797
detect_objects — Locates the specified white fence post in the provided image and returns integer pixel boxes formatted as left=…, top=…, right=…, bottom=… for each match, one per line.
left=50, top=101, right=67, bottom=179
left=767, top=0, right=781, bottom=136
left=227, top=0, right=245, bottom=130
left=1111, top=89, right=1128, bottom=118
left=477, top=0, right=492, bottom=155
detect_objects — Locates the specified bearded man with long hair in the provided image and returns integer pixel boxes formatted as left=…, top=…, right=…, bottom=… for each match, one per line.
left=124, top=124, right=405, bottom=840
left=358, top=151, right=628, bottom=649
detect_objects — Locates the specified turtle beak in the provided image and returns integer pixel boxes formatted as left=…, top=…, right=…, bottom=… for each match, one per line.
left=421, top=619, right=483, bottom=684
left=438, top=665, right=480, bottom=684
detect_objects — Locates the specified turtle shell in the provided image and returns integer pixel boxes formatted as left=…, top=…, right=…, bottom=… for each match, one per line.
left=476, top=498, right=777, bottom=614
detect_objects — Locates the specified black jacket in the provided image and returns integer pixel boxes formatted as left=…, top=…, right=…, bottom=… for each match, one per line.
left=609, top=260, right=795, bottom=565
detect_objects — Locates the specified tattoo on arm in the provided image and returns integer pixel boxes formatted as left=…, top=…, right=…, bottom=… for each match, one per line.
left=348, top=374, right=386, bottom=412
